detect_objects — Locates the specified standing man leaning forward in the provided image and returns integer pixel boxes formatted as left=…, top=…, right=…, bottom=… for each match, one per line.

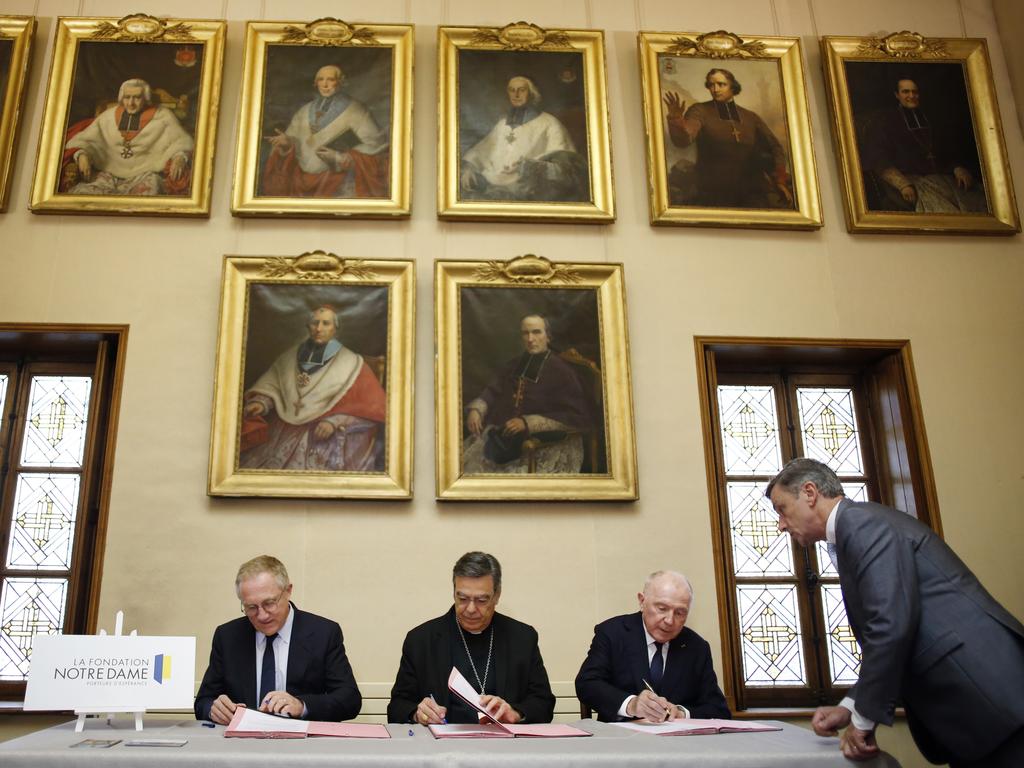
left=194, top=555, right=361, bottom=724
left=387, top=551, right=555, bottom=724
left=768, top=458, right=1024, bottom=767
left=576, top=570, right=730, bottom=722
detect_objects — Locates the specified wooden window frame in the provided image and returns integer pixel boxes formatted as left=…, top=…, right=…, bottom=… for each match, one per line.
left=0, top=324, right=127, bottom=699
left=695, top=337, right=941, bottom=712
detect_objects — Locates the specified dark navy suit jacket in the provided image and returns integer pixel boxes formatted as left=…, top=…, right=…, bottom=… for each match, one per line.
left=575, top=612, right=730, bottom=722
left=193, top=604, right=361, bottom=722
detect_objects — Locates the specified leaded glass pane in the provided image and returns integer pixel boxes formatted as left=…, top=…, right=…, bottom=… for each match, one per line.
left=0, top=374, right=8, bottom=417
left=822, top=585, right=861, bottom=685
left=817, top=483, right=868, bottom=577
left=737, top=585, right=806, bottom=686
left=7, top=474, right=81, bottom=571
left=728, top=482, right=793, bottom=576
left=718, top=386, right=782, bottom=475
left=796, top=388, right=863, bottom=475
left=0, top=578, right=68, bottom=680
left=20, top=376, right=92, bottom=468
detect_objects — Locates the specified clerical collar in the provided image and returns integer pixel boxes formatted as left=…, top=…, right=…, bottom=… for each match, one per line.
left=296, top=338, right=342, bottom=372
left=899, top=105, right=929, bottom=131
left=714, top=100, right=740, bottom=122
left=515, top=350, right=550, bottom=382
left=118, top=110, right=142, bottom=132
left=505, top=105, right=541, bottom=128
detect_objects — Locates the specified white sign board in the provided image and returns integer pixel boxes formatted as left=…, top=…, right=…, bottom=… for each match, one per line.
left=24, top=634, right=195, bottom=711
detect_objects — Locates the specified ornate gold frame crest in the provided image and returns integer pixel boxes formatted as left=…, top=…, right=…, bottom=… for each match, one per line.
left=231, top=19, right=413, bottom=219
left=29, top=14, right=225, bottom=216
left=435, top=255, right=637, bottom=501
left=209, top=252, right=414, bottom=500
left=437, top=22, right=615, bottom=223
left=0, top=16, right=34, bottom=212
left=638, top=29, right=822, bottom=229
left=821, top=32, right=1019, bottom=234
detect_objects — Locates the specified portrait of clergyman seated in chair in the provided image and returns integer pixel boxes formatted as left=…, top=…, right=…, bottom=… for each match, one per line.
left=460, top=289, right=608, bottom=476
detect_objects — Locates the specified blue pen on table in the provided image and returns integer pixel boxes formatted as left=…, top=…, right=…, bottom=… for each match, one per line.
left=201, top=722, right=216, bottom=728
left=407, top=729, right=414, bottom=737
left=429, top=694, right=448, bottom=725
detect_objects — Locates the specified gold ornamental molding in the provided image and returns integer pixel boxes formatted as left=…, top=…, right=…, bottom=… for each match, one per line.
left=279, top=18, right=380, bottom=47
left=90, top=13, right=196, bottom=42
left=473, top=255, right=583, bottom=284
left=468, top=21, right=572, bottom=50
left=855, top=30, right=948, bottom=59
left=664, top=30, right=768, bottom=59
left=258, top=251, right=377, bottom=281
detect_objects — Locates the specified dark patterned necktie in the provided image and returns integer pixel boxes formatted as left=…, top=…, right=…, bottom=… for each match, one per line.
left=650, top=642, right=664, bottom=688
left=259, top=633, right=278, bottom=704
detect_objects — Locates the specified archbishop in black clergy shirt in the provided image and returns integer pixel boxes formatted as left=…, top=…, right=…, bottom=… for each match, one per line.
left=576, top=570, right=730, bottom=722
left=194, top=555, right=361, bottom=724
left=387, top=551, right=555, bottom=724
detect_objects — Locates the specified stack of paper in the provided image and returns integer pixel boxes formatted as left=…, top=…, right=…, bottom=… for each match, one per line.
left=610, top=718, right=782, bottom=736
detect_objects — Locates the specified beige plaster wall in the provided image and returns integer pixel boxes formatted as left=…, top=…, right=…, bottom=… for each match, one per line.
left=1, top=1, right=1022, bottom=764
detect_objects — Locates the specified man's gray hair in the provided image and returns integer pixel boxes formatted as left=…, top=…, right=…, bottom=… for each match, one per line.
left=453, top=551, right=502, bottom=593
left=118, top=78, right=152, bottom=106
left=235, top=555, right=289, bottom=597
left=765, top=458, right=844, bottom=499
left=308, top=305, right=340, bottom=329
left=643, top=570, right=694, bottom=603
left=508, top=75, right=542, bottom=106
left=315, top=64, right=345, bottom=84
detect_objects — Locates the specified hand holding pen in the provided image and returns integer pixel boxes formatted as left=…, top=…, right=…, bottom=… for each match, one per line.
left=414, top=694, right=448, bottom=725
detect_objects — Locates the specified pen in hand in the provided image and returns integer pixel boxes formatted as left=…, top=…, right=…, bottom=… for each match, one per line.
left=429, top=693, right=448, bottom=724
left=642, top=679, right=672, bottom=722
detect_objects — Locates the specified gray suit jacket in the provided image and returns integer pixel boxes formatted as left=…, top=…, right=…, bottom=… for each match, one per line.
left=835, top=498, right=1024, bottom=763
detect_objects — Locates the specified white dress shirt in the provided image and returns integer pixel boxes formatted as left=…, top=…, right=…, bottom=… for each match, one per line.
left=617, top=625, right=689, bottom=719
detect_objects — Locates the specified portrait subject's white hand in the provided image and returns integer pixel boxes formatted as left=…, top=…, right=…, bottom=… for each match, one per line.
left=900, top=184, right=917, bottom=203
left=953, top=166, right=974, bottom=189
left=244, top=401, right=267, bottom=418
left=76, top=153, right=93, bottom=181
left=269, top=129, right=292, bottom=152
left=169, top=154, right=186, bottom=181
left=313, top=421, right=336, bottom=441
left=467, top=409, right=484, bottom=436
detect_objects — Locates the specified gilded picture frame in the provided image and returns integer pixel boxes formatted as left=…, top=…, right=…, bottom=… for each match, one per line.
left=208, top=252, right=414, bottom=500
left=822, top=31, right=1019, bottom=235
left=437, top=22, right=615, bottom=223
left=231, top=18, right=413, bottom=219
left=30, top=14, right=225, bottom=217
left=435, top=255, right=637, bottom=501
left=639, top=30, right=821, bottom=229
left=0, top=16, right=35, bottom=212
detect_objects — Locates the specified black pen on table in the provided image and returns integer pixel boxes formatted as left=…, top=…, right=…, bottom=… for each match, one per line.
left=429, top=693, right=448, bottom=724
left=642, top=679, right=671, bottom=722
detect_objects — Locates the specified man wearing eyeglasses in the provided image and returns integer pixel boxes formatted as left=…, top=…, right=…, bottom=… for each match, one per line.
left=386, top=551, right=555, bottom=724
left=194, top=555, right=361, bottom=724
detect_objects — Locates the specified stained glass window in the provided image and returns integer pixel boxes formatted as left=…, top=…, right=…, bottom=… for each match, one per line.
left=0, top=374, right=7, bottom=417
left=20, top=376, right=92, bottom=468
left=737, top=585, right=806, bottom=686
left=7, top=474, right=81, bottom=571
left=822, top=585, right=861, bottom=685
left=0, top=578, right=68, bottom=680
left=817, top=483, right=868, bottom=578
left=796, top=388, right=863, bottom=474
left=728, top=482, right=793, bottom=576
left=718, top=386, right=782, bottom=475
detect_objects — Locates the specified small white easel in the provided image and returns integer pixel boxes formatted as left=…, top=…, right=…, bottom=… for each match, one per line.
left=73, top=610, right=144, bottom=733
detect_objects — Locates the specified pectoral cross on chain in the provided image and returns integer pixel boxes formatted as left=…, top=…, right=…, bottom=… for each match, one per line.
left=512, top=377, right=527, bottom=411
left=730, top=124, right=741, bottom=143
left=120, top=140, right=134, bottom=159
left=505, top=130, right=517, bottom=144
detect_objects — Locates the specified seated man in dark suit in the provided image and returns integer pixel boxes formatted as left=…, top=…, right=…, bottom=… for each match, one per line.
left=387, top=551, right=555, bottom=724
left=194, top=555, right=361, bottom=723
left=575, top=570, right=730, bottom=722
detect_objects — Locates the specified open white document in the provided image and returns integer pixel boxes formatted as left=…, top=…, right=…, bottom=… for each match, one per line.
left=610, top=718, right=782, bottom=736
left=225, top=707, right=390, bottom=739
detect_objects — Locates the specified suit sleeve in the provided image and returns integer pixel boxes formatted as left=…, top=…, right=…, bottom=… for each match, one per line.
left=507, top=629, right=556, bottom=724
left=193, top=626, right=228, bottom=721
left=842, top=509, right=919, bottom=725
left=386, top=630, right=425, bottom=723
left=683, top=640, right=731, bottom=719
left=300, top=622, right=362, bottom=722
left=574, top=624, right=632, bottom=721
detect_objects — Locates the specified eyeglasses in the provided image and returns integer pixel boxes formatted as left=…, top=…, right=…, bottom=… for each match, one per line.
left=455, top=593, right=493, bottom=608
left=241, top=590, right=287, bottom=616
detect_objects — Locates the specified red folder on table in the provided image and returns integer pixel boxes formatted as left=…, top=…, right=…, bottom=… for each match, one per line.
left=225, top=707, right=390, bottom=739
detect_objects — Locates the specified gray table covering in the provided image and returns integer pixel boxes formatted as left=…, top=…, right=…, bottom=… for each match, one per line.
left=0, top=717, right=901, bottom=767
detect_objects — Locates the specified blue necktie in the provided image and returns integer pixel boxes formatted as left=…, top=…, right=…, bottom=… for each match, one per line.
left=259, top=633, right=278, bottom=705
left=827, top=543, right=839, bottom=571
left=650, top=642, right=664, bottom=688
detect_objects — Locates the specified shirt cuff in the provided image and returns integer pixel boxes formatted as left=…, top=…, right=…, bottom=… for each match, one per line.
left=839, top=696, right=875, bottom=731
left=301, top=701, right=308, bottom=719
left=617, top=695, right=635, bottom=719
left=675, top=704, right=690, bottom=719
